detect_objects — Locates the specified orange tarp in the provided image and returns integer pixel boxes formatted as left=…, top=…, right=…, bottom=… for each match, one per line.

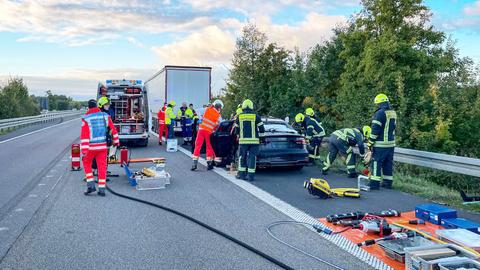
left=319, top=211, right=443, bottom=270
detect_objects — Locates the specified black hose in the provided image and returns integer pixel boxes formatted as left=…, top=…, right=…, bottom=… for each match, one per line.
left=106, top=185, right=294, bottom=270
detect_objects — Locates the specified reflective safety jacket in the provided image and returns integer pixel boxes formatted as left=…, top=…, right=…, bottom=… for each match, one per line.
left=369, top=102, right=397, bottom=148
left=157, top=105, right=167, bottom=125
left=305, top=116, right=325, bottom=140
left=177, top=106, right=194, bottom=119
left=80, top=107, right=119, bottom=154
left=199, top=106, right=221, bottom=133
left=165, top=105, right=176, bottom=125
left=234, top=108, right=265, bottom=144
left=331, top=128, right=366, bottom=156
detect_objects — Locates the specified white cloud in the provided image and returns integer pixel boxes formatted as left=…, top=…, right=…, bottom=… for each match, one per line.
left=0, top=0, right=213, bottom=46
left=464, top=1, right=480, bottom=15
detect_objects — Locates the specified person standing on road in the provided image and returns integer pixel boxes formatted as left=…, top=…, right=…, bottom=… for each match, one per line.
left=234, top=99, right=265, bottom=182
left=191, top=100, right=223, bottom=171
left=81, top=99, right=119, bottom=196
left=304, top=108, right=326, bottom=162
left=322, top=126, right=371, bottom=178
left=165, top=101, right=176, bottom=139
left=367, top=94, right=397, bottom=190
left=157, top=102, right=168, bottom=145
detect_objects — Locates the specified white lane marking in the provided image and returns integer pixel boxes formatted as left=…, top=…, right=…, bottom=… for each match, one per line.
left=28, top=194, right=38, bottom=198
left=0, top=117, right=80, bottom=145
left=177, top=147, right=391, bottom=270
left=0, top=227, right=9, bottom=232
left=46, top=175, right=53, bottom=178
left=50, top=174, right=64, bottom=192
left=38, top=183, right=46, bottom=186
left=14, top=208, right=24, bottom=212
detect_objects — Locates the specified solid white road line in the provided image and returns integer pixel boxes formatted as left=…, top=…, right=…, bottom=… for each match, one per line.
left=0, top=117, right=80, bottom=145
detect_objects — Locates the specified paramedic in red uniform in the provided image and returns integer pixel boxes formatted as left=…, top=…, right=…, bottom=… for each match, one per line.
left=157, top=102, right=168, bottom=145
left=81, top=99, right=119, bottom=196
left=191, top=100, right=223, bottom=171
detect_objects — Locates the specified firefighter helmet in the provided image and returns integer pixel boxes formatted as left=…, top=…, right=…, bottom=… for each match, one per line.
left=295, top=113, right=305, bottom=123
left=374, top=94, right=389, bottom=104
left=305, top=108, right=314, bottom=116
left=98, top=96, right=109, bottom=108
left=169, top=101, right=176, bottom=107
left=362, top=126, right=372, bottom=139
left=213, top=99, right=224, bottom=108
left=242, top=99, right=254, bottom=109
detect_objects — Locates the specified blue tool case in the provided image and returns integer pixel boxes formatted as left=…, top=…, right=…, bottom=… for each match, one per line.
left=441, top=218, right=480, bottom=234
left=415, top=204, right=457, bottom=225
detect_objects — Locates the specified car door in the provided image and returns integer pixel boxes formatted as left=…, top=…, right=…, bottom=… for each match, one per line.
left=211, top=120, right=235, bottom=158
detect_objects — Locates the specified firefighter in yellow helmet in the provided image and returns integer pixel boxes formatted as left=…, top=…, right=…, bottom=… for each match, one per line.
left=322, top=126, right=370, bottom=178
left=304, top=108, right=326, bottom=162
left=234, top=99, right=265, bottom=181
left=367, top=94, right=397, bottom=190
left=165, top=101, right=176, bottom=139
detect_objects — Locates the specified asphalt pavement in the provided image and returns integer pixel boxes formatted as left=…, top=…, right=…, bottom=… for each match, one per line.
left=0, top=136, right=375, bottom=270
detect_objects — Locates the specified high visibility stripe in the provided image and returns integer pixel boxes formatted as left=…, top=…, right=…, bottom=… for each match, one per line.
left=372, top=120, right=382, bottom=126
left=346, top=147, right=353, bottom=154
left=346, top=153, right=352, bottom=164
left=86, top=173, right=93, bottom=177
left=383, top=175, right=393, bottom=180
left=373, top=141, right=395, bottom=147
left=248, top=168, right=256, bottom=173
left=192, top=156, right=199, bottom=160
left=71, top=157, right=80, bottom=162
left=370, top=134, right=378, bottom=139
left=89, top=146, right=108, bottom=150
left=370, top=176, right=382, bottom=181
left=347, top=165, right=356, bottom=169
left=86, top=178, right=94, bottom=183
left=373, top=161, right=378, bottom=177
left=80, top=139, right=89, bottom=143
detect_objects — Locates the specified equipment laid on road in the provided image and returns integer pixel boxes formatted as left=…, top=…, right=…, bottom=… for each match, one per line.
left=71, top=143, right=81, bottom=171
left=357, top=174, right=370, bottom=191
left=405, top=244, right=479, bottom=270
left=167, top=138, right=178, bottom=152
left=357, top=231, right=417, bottom=247
left=120, top=146, right=129, bottom=167
left=415, top=204, right=457, bottom=225
left=123, top=160, right=171, bottom=190
left=326, top=209, right=401, bottom=223
left=436, top=229, right=480, bottom=252
left=440, top=218, right=480, bottom=234
left=378, top=234, right=434, bottom=263
left=304, top=178, right=360, bottom=199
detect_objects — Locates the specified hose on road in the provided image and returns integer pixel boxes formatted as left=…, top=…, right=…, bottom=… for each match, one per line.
left=106, top=185, right=294, bottom=270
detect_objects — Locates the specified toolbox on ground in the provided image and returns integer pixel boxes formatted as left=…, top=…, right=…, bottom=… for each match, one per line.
left=378, top=237, right=435, bottom=263
left=440, top=218, right=480, bottom=234
left=436, top=229, right=480, bottom=252
left=405, top=244, right=479, bottom=270
left=438, top=258, right=480, bottom=270
left=415, top=204, right=457, bottom=225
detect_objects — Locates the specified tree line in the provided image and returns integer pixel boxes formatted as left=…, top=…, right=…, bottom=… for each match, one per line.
left=221, top=0, right=480, bottom=159
left=0, top=78, right=86, bottom=119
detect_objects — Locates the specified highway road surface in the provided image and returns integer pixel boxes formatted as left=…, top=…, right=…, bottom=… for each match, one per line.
left=0, top=122, right=380, bottom=270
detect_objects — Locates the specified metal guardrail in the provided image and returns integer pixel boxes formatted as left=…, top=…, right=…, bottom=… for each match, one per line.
left=0, top=110, right=84, bottom=132
left=394, top=147, right=480, bottom=178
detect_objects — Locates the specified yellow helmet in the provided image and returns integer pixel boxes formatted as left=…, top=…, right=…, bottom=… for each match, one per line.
left=362, top=125, right=372, bottom=138
left=169, top=101, right=176, bottom=107
left=295, top=113, right=305, bottom=123
left=305, top=108, right=314, bottom=117
left=98, top=96, right=109, bottom=108
left=374, top=93, right=389, bottom=104
left=242, top=99, right=253, bottom=109
left=236, top=107, right=243, bottom=115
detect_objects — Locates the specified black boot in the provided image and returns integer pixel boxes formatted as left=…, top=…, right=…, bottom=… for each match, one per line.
left=207, top=161, right=214, bottom=170
left=97, top=188, right=106, bottom=197
left=191, top=160, right=198, bottom=171
left=247, top=173, right=255, bottom=182
left=236, top=172, right=246, bottom=180
left=382, top=179, right=393, bottom=189
left=369, top=180, right=380, bottom=190
left=348, top=172, right=358, bottom=178
left=84, top=186, right=96, bottom=195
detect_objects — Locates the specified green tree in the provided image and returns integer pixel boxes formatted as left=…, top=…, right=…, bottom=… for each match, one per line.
left=337, top=0, right=448, bottom=143
left=0, top=78, right=40, bottom=119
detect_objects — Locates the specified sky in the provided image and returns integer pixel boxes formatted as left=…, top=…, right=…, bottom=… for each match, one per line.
left=0, top=0, right=479, bottom=100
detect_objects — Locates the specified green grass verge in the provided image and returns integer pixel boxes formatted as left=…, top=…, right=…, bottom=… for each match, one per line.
left=394, top=170, right=480, bottom=213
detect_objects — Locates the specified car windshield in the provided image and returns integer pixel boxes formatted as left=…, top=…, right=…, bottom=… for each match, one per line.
left=264, top=122, right=297, bottom=134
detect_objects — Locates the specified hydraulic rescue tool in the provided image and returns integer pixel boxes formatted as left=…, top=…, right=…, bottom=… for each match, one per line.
left=357, top=231, right=417, bottom=247
left=304, top=178, right=360, bottom=199
left=326, top=209, right=400, bottom=223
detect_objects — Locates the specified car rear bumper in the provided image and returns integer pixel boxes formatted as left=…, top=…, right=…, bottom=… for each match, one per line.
left=257, top=154, right=309, bottom=168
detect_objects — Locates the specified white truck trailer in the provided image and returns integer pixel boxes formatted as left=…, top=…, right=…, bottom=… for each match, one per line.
left=144, top=65, right=212, bottom=135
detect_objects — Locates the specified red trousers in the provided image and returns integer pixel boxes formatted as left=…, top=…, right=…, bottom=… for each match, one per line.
left=193, top=129, right=215, bottom=161
left=159, top=123, right=168, bottom=141
left=83, top=150, right=107, bottom=189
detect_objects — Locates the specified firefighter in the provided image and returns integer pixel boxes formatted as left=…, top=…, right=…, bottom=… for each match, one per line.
left=234, top=99, right=265, bottom=182
left=304, top=108, right=326, bottom=162
left=177, top=102, right=194, bottom=145
left=232, top=104, right=243, bottom=120
left=293, top=113, right=306, bottom=135
left=322, top=126, right=371, bottom=178
left=165, top=101, right=176, bottom=139
left=368, top=94, right=397, bottom=190
left=157, top=102, right=168, bottom=145
left=191, top=100, right=223, bottom=171
left=81, top=99, right=119, bottom=196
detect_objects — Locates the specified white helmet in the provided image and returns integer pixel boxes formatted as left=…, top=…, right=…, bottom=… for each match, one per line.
left=212, top=99, right=224, bottom=108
